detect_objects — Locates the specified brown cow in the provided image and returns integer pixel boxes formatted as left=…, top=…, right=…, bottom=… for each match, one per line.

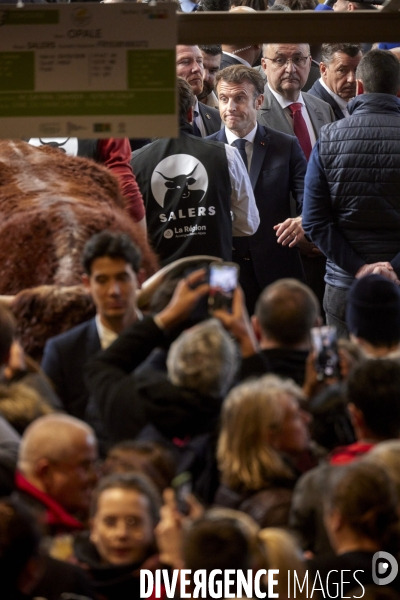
left=0, top=140, right=159, bottom=359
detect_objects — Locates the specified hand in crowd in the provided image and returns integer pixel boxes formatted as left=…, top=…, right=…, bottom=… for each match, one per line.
left=3, top=340, right=27, bottom=380
left=274, top=216, right=305, bottom=248
left=156, top=269, right=209, bottom=330
left=355, top=262, right=400, bottom=284
left=155, top=488, right=204, bottom=569
left=212, top=286, right=259, bottom=357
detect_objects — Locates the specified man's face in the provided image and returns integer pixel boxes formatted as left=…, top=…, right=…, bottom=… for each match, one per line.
left=261, top=44, right=311, bottom=100
left=321, top=51, right=362, bottom=100
left=45, top=434, right=98, bottom=515
left=90, top=488, right=155, bottom=566
left=217, top=79, right=263, bottom=137
left=83, top=257, right=138, bottom=325
left=198, top=51, right=222, bottom=100
left=176, top=45, right=204, bottom=96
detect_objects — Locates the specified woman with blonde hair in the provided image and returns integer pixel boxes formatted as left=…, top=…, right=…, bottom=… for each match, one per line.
left=214, top=375, right=311, bottom=527
left=259, top=528, right=307, bottom=600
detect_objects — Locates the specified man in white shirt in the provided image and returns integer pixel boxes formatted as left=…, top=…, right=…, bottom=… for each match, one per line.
left=207, top=65, right=308, bottom=314
left=41, top=231, right=142, bottom=419
left=308, top=43, right=363, bottom=120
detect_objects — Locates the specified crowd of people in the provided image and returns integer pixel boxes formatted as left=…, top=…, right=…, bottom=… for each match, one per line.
left=0, top=3, right=400, bottom=598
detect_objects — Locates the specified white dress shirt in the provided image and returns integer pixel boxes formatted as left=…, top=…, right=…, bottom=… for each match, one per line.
left=268, top=84, right=317, bottom=147
left=319, top=77, right=350, bottom=117
left=95, top=315, right=118, bottom=350
left=225, top=123, right=258, bottom=171
left=224, top=142, right=259, bottom=236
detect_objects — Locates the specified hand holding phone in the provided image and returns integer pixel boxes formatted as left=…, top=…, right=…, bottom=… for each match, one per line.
left=311, top=325, right=340, bottom=381
left=208, top=262, right=239, bottom=314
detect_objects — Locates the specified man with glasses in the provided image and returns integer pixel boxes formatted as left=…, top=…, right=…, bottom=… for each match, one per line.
left=258, top=43, right=334, bottom=158
left=258, top=43, right=334, bottom=316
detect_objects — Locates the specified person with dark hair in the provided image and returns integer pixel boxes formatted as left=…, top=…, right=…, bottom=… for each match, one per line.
left=290, top=358, right=400, bottom=556
left=252, top=279, right=320, bottom=385
left=73, top=472, right=161, bottom=600
left=103, top=440, right=176, bottom=494
left=303, top=50, right=400, bottom=339
left=41, top=231, right=142, bottom=420
left=308, top=43, right=363, bottom=119
left=131, top=78, right=259, bottom=266
left=198, top=45, right=222, bottom=108
left=345, top=274, right=400, bottom=357
left=207, top=65, right=307, bottom=314
left=0, top=497, right=42, bottom=599
left=274, top=0, right=317, bottom=9
left=309, top=462, right=400, bottom=595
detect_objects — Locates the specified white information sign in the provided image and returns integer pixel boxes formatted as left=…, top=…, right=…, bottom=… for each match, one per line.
left=0, top=3, right=177, bottom=138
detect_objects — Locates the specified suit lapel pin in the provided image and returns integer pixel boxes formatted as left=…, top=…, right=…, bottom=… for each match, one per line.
left=205, top=113, right=211, bottom=120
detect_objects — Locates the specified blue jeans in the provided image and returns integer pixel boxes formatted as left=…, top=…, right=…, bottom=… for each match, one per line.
left=323, top=284, right=349, bottom=339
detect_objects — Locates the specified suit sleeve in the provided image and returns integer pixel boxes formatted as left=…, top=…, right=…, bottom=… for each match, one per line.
left=97, top=138, right=146, bottom=223
left=302, top=142, right=364, bottom=276
left=225, top=144, right=260, bottom=236
left=289, top=137, right=307, bottom=215
left=84, top=317, right=167, bottom=439
left=41, top=340, right=66, bottom=403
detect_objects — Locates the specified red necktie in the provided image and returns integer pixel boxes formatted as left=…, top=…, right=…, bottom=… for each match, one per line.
left=288, top=102, right=312, bottom=161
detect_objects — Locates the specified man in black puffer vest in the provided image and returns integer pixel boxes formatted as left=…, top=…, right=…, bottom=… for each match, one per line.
left=302, top=50, right=400, bottom=338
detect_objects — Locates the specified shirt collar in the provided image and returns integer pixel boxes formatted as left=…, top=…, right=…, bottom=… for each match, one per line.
left=194, top=98, right=200, bottom=115
left=319, top=77, right=350, bottom=111
left=225, top=122, right=258, bottom=146
left=222, top=51, right=251, bottom=68
left=95, top=314, right=118, bottom=350
left=268, top=83, right=305, bottom=109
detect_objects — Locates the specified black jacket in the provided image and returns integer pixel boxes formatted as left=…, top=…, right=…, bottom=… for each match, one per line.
left=74, top=532, right=159, bottom=600
left=308, top=79, right=346, bottom=121
left=85, top=317, right=224, bottom=445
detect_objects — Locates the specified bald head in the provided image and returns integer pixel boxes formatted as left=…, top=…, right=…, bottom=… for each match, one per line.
left=18, top=414, right=95, bottom=472
left=18, top=415, right=98, bottom=515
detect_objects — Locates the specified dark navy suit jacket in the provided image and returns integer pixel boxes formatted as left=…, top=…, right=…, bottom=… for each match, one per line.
left=41, top=318, right=100, bottom=420
left=308, top=79, right=346, bottom=121
left=207, top=124, right=307, bottom=289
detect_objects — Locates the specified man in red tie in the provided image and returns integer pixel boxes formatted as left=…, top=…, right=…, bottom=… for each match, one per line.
left=258, top=43, right=335, bottom=148
left=258, top=43, right=335, bottom=314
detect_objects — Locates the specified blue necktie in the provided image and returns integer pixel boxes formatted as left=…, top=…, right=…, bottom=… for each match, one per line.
left=233, top=138, right=248, bottom=171
left=192, top=110, right=202, bottom=138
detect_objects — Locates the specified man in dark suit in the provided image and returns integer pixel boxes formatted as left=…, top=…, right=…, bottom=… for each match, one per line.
left=176, top=45, right=221, bottom=136
left=258, top=43, right=335, bottom=150
left=258, top=43, right=336, bottom=315
left=41, top=231, right=142, bottom=419
left=207, top=65, right=307, bottom=314
left=308, top=43, right=363, bottom=120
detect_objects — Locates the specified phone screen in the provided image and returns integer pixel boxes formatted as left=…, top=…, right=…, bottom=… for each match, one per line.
left=208, top=263, right=239, bottom=313
left=311, top=325, right=340, bottom=380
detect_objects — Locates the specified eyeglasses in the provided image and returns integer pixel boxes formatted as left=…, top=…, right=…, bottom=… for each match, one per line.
left=263, top=55, right=310, bottom=68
